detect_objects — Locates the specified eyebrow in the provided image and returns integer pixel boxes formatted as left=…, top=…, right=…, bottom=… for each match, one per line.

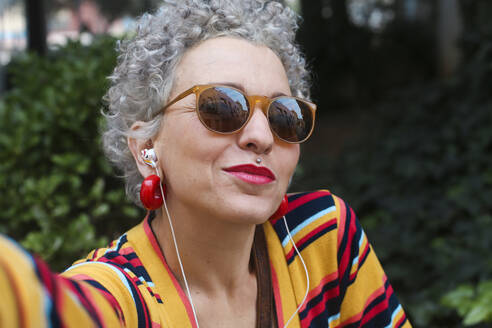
left=210, top=81, right=288, bottom=98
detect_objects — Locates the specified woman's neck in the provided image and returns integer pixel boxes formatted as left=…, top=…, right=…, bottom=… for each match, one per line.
left=151, top=202, right=258, bottom=296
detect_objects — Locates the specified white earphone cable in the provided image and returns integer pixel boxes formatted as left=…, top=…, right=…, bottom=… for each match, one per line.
left=282, top=215, right=310, bottom=328
left=156, top=171, right=201, bottom=328
left=147, top=147, right=306, bottom=328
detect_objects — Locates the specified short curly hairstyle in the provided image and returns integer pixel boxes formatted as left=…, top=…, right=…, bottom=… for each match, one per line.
left=102, top=0, right=311, bottom=207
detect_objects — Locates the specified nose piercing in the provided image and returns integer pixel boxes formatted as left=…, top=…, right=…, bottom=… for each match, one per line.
left=256, top=158, right=262, bottom=164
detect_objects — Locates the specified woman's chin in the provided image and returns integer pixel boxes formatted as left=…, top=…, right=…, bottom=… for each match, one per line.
left=219, top=197, right=276, bottom=226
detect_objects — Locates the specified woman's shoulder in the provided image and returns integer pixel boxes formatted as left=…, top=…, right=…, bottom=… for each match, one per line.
left=62, top=223, right=154, bottom=326
left=62, top=221, right=151, bottom=288
left=275, top=191, right=411, bottom=327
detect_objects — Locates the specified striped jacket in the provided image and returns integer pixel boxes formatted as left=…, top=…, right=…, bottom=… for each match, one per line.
left=0, top=190, right=411, bottom=327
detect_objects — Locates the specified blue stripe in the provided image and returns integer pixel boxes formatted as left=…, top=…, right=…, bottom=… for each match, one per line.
left=282, top=206, right=336, bottom=247
left=351, top=254, right=359, bottom=268
left=328, top=312, right=340, bottom=326
left=42, top=288, right=54, bottom=328
left=358, top=230, right=365, bottom=249
left=351, top=231, right=366, bottom=268
left=384, top=304, right=402, bottom=328
left=104, top=234, right=126, bottom=254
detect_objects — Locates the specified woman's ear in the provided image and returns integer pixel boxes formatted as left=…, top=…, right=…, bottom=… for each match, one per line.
left=128, top=121, right=157, bottom=178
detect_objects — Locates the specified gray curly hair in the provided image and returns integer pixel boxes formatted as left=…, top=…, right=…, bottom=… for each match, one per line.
left=102, top=0, right=311, bottom=207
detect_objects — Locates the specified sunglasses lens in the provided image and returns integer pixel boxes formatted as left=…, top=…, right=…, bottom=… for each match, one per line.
left=198, top=87, right=249, bottom=133
left=269, top=97, right=313, bottom=143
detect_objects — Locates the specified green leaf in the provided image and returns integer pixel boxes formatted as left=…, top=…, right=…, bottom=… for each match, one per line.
left=92, top=203, right=110, bottom=217
left=464, top=304, right=490, bottom=326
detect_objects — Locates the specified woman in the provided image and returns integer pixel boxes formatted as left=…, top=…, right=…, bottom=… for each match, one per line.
left=0, top=1, right=410, bottom=327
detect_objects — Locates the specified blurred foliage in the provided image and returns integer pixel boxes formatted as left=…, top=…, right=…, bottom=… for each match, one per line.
left=49, top=0, right=162, bottom=23
left=442, top=281, right=492, bottom=326
left=0, top=37, right=142, bottom=271
left=294, top=1, right=492, bottom=327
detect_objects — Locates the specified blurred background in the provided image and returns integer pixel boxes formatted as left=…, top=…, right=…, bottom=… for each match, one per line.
left=0, top=0, right=491, bottom=327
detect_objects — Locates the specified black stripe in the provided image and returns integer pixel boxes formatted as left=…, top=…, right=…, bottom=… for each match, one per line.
left=273, top=192, right=335, bottom=248
left=298, top=278, right=339, bottom=321
left=33, top=257, right=63, bottom=328
left=83, top=279, right=110, bottom=293
left=69, top=280, right=104, bottom=327
left=100, top=261, right=152, bottom=328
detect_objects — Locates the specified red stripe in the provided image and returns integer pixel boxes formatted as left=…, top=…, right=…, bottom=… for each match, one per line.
left=285, top=218, right=337, bottom=261
left=78, top=282, right=107, bottom=326
left=360, top=281, right=394, bottom=326
left=118, top=247, right=136, bottom=255
left=338, top=207, right=357, bottom=280
left=70, top=271, right=128, bottom=318
left=105, top=254, right=138, bottom=268
left=143, top=216, right=198, bottom=328
left=299, top=271, right=338, bottom=313
left=300, top=284, right=340, bottom=327
left=107, top=240, right=117, bottom=249
left=35, top=256, right=54, bottom=294
left=69, top=273, right=93, bottom=281
left=337, top=277, right=388, bottom=327
left=395, top=313, right=407, bottom=327
left=335, top=196, right=346, bottom=249
left=56, top=278, right=77, bottom=328
left=357, top=239, right=370, bottom=269
left=96, top=288, right=125, bottom=323
left=347, top=237, right=369, bottom=281
left=129, top=257, right=144, bottom=268
left=270, top=263, right=285, bottom=328
left=36, top=257, right=69, bottom=328
left=270, top=191, right=331, bottom=225
left=360, top=300, right=388, bottom=326
left=289, top=190, right=331, bottom=212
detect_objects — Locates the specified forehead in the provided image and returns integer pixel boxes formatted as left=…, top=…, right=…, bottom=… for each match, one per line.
left=172, top=37, right=291, bottom=97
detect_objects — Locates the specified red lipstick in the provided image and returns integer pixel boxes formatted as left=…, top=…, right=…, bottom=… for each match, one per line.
left=223, top=164, right=276, bottom=185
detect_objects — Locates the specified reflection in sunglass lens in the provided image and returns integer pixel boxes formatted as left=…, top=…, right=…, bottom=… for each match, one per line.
left=198, top=87, right=249, bottom=133
left=269, top=98, right=313, bottom=142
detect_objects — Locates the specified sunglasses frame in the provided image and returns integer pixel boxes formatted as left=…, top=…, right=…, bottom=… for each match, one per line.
left=161, top=84, right=317, bottom=144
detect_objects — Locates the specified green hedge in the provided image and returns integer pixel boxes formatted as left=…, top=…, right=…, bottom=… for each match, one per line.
left=0, top=37, right=142, bottom=271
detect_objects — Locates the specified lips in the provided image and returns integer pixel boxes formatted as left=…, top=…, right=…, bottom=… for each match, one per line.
left=223, top=164, right=276, bottom=185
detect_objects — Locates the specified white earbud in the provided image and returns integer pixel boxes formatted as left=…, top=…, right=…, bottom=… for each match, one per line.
left=140, top=147, right=200, bottom=327
left=141, top=148, right=158, bottom=168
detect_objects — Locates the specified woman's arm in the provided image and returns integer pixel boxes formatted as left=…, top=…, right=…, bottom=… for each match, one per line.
left=0, top=235, right=124, bottom=327
left=333, top=195, right=411, bottom=327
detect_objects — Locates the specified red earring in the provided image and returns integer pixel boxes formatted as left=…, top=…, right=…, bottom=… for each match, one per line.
left=140, top=175, right=165, bottom=210
left=270, top=195, right=289, bottom=220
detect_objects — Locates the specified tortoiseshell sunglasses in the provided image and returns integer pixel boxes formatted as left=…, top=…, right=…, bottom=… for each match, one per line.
left=161, top=84, right=316, bottom=143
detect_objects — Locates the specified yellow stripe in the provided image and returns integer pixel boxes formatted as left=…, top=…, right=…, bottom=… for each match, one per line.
left=0, top=236, right=46, bottom=328
left=264, top=222, right=301, bottom=328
